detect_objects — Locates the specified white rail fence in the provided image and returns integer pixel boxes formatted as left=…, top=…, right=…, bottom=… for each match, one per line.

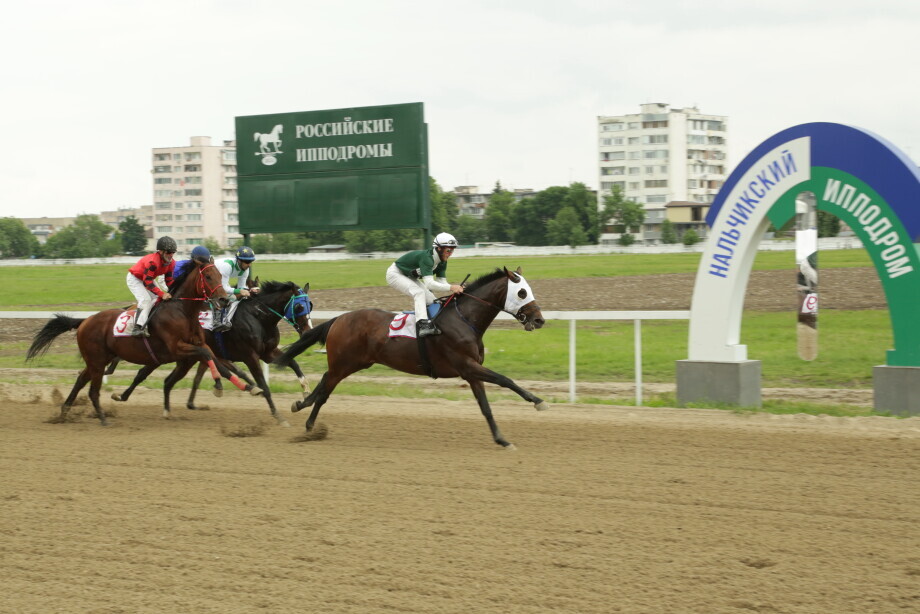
left=2, top=310, right=691, bottom=405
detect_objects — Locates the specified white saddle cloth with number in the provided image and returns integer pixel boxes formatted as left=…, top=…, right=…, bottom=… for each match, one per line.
left=388, top=313, right=419, bottom=339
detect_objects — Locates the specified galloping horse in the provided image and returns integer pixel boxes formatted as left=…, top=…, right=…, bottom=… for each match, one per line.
left=110, top=280, right=314, bottom=425
left=26, top=260, right=250, bottom=425
left=274, top=267, right=547, bottom=448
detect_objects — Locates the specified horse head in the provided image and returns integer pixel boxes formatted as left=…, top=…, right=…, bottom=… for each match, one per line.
left=503, top=267, right=544, bottom=331
left=254, top=280, right=313, bottom=334
left=196, top=261, right=230, bottom=309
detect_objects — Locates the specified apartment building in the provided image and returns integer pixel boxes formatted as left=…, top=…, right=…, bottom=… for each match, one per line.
left=597, top=103, right=728, bottom=242
left=151, top=136, right=240, bottom=249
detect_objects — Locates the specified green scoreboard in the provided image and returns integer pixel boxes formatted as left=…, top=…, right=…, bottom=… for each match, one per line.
left=235, top=102, right=429, bottom=234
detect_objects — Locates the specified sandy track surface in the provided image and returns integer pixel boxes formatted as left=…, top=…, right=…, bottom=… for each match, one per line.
left=2, top=383, right=920, bottom=614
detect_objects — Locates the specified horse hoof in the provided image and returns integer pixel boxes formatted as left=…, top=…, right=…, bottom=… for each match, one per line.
left=111, top=393, right=123, bottom=402
left=277, top=420, right=291, bottom=428
left=291, top=401, right=303, bottom=413
left=162, top=410, right=170, bottom=419
left=249, top=387, right=263, bottom=397
left=534, top=401, right=549, bottom=411
left=503, top=443, right=517, bottom=451
left=213, top=389, right=223, bottom=398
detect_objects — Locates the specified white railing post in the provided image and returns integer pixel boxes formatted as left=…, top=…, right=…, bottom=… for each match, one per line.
left=634, top=319, right=643, bottom=406
left=569, top=319, right=576, bottom=403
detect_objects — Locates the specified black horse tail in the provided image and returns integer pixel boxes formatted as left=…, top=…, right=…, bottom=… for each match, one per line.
left=26, top=314, right=84, bottom=362
left=273, top=317, right=337, bottom=368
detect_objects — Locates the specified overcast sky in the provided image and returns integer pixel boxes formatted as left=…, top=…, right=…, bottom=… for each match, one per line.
left=2, top=0, right=918, bottom=219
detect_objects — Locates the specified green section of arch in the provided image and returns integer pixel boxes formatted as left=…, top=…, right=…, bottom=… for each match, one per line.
left=766, top=167, right=920, bottom=366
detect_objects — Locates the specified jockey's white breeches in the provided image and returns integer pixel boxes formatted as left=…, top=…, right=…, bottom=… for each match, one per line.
left=127, top=273, right=158, bottom=326
left=386, top=263, right=433, bottom=318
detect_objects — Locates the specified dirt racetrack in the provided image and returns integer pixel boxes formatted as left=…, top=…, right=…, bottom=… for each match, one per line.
left=4, top=266, right=919, bottom=613
left=3, top=381, right=920, bottom=614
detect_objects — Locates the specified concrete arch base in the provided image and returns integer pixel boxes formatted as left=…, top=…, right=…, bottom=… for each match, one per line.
left=873, top=366, right=920, bottom=416
left=676, top=360, right=762, bottom=409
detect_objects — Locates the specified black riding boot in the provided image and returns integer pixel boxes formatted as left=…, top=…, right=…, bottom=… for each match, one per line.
left=417, top=319, right=441, bottom=338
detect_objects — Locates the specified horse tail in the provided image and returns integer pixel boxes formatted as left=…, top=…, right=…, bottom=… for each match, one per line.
left=274, top=317, right=337, bottom=368
left=26, top=314, right=84, bottom=362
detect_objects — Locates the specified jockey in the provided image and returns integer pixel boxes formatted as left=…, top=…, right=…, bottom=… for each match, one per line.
left=212, top=245, right=260, bottom=332
left=386, top=232, right=464, bottom=338
left=126, top=236, right=177, bottom=337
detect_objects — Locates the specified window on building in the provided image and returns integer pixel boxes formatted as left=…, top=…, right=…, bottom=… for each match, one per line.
left=155, top=214, right=173, bottom=221
left=154, top=153, right=171, bottom=161
left=628, top=182, right=641, bottom=190
left=186, top=214, right=202, bottom=221
left=155, top=201, right=172, bottom=209
left=173, top=153, right=181, bottom=160
left=629, top=167, right=640, bottom=175
left=643, top=150, right=668, bottom=159
left=645, top=180, right=668, bottom=188
left=227, top=214, right=238, bottom=222
left=222, top=150, right=236, bottom=161
left=154, top=190, right=172, bottom=198
left=184, top=164, right=201, bottom=172
left=224, top=177, right=237, bottom=186
left=154, top=178, right=172, bottom=184
left=227, top=225, right=239, bottom=234
left=642, top=120, right=668, bottom=129
left=628, top=137, right=640, bottom=145
left=184, top=152, right=202, bottom=161
left=601, top=151, right=625, bottom=161
left=157, top=226, right=172, bottom=233
left=601, top=122, right=624, bottom=131
left=184, top=176, right=202, bottom=184
left=646, top=195, right=667, bottom=204
left=627, top=122, right=640, bottom=129
left=629, top=151, right=641, bottom=159
left=645, top=166, right=655, bottom=174
left=185, top=189, right=202, bottom=196
left=153, top=166, right=171, bottom=173
left=643, top=134, right=668, bottom=144
left=186, top=201, right=202, bottom=209
left=688, top=135, right=706, bottom=144
left=601, top=166, right=625, bottom=176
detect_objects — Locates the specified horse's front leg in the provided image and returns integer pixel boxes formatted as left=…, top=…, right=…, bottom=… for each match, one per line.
left=460, top=363, right=549, bottom=411
left=268, top=347, right=310, bottom=395
left=467, top=379, right=513, bottom=449
left=174, top=341, right=249, bottom=394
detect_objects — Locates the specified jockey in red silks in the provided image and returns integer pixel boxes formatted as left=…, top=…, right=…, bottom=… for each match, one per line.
left=126, top=236, right=177, bottom=337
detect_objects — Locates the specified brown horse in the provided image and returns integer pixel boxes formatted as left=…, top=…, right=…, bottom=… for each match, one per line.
left=274, top=267, right=547, bottom=448
left=26, top=260, right=249, bottom=425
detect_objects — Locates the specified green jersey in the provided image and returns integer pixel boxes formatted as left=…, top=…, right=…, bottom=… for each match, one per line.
left=394, top=249, right=447, bottom=279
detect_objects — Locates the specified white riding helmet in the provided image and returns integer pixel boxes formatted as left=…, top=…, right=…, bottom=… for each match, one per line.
left=433, top=232, right=458, bottom=249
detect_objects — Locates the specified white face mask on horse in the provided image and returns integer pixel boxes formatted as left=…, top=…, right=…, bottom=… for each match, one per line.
left=504, top=273, right=535, bottom=315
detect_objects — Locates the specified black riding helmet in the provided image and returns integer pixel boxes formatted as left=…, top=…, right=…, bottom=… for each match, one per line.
left=156, top=236, right=177, bottom=252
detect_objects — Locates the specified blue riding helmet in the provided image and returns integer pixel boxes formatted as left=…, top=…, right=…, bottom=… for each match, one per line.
left=236, top=246, right=256, bottom=262
left=190, top=245, right=211, bottom=263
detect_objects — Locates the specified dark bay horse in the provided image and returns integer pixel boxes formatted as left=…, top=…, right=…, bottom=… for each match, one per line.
left=26, top=260, right=250, bottom=425
left=274, top=267, right=547, bottom=448
left=110, top=280, right=314, bottom=425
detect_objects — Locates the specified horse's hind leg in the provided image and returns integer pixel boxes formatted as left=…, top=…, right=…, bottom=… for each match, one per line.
left=245, top=359, right=289, bottom=427
left=269, top=348, right=310, bottom=395
left=87, top=371, right=109, bottom=426
left=301, top=372, right=346, bottom=432
left=112, top=364, right=158, bottom=403
left=468, top=379, right=514, bottom=449
left=61, top=369, right=92, bottom=419
left=163, top=361, right=195, bottom=418
left=186, top=362, right=208, bottom=410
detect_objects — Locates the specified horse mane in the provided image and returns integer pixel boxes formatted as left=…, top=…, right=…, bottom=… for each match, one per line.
left=167, top=261, right=196, bottom=293
left=257, top=280, right=297, bottom=295
left=463, top=268, right=507, bottom=294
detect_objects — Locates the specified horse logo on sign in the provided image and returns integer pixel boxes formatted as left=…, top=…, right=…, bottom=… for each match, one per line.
left=254, top=124, right=283, bottom=166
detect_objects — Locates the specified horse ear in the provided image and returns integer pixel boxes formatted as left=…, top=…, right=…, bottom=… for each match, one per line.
left=505, top=267, right=521, bottom=283
left=303, top=282, right=310, bottom=292
left=515, top=266, right=523, bottom=275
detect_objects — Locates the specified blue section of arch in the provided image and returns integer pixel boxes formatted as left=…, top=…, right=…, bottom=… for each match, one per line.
left=707, top=122, right=920, bottom=240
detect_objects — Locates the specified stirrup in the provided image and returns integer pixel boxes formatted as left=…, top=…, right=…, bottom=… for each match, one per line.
left=417, top=321, right=441, bottom=338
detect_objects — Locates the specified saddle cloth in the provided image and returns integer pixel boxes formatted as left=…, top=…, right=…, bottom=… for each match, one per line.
left=388, top=313, right=419, bottom=339
left=112, top=310, right=137, bottom=337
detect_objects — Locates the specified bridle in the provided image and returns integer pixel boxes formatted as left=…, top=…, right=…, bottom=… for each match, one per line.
left=174, top=263, right=224, bottom=305
left=447, top=283, right=530, bottom=336
left=255, top=289, right=312, bottom=333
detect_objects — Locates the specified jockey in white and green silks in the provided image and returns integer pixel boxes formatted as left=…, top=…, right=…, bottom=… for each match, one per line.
left=212, top=245, right=260, bottom=332
left=386, top=232, right=464, bottom=338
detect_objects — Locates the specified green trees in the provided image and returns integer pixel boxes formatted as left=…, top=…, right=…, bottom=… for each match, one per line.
left=118, top=216, right=147, bottom=255
left=600, top=186, right=646, bottom=244
left=0, top=218, right=39, bottom=258
left=659, top=219, right=679, bottom=244
left=42, top=215, right=121, bottom=258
